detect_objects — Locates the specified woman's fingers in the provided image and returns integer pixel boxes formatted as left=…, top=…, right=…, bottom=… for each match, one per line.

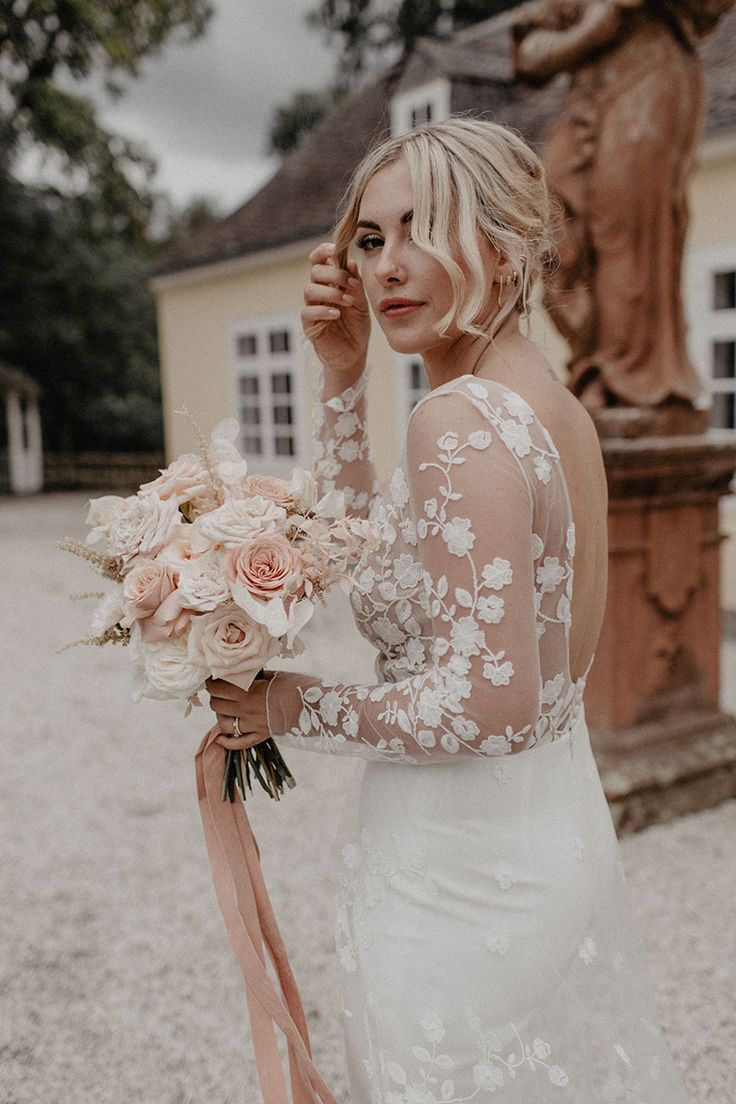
left=308, top=241, right=338, bottom=265
left=303, top=280, right=354, bottom=306
left=301, top=305, right=341, bottom=330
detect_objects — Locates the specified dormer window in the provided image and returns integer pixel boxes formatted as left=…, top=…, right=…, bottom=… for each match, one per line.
left=390, top=78, right=451, bottom=137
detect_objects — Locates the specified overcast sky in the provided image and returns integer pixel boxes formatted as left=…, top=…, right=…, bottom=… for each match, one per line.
left=96, top=0, right=337, bottom=217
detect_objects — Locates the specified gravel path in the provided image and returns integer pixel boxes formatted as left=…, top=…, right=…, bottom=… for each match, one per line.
left=1, top=492, right=734, bottom=1104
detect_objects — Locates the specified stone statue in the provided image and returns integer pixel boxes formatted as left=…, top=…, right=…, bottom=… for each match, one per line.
left=512, top=0, right=734, bottom=427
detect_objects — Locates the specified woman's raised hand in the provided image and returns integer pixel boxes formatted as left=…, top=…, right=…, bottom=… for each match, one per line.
left=302, top=242, right=370, bottom=392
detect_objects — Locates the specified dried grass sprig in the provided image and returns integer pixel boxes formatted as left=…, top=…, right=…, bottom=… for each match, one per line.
left=56, top=624, right=130, bottom=654
left=175, top=406, right=226, bottom=506
left=57, top=538, right=124, bottom=583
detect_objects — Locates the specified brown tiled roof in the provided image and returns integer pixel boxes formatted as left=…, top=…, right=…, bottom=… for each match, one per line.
left=152, top=8, right=736, bottom=279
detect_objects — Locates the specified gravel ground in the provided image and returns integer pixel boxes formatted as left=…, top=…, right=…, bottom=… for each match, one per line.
left=1, top=492, right=734, bottom=1104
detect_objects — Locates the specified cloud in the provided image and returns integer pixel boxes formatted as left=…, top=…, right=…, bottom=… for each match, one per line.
left=96, top=0, right=336, bottom=210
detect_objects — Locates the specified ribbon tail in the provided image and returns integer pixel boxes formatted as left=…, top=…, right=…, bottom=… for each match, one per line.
left=196, top=727, right=341, bottom=1104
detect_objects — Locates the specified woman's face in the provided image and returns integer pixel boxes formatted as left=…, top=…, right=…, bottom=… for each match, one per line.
left=354, top=157, right=498, bottom=356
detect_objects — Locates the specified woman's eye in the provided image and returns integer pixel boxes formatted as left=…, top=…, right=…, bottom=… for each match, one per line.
left=356, top=235, right=383, bottom=252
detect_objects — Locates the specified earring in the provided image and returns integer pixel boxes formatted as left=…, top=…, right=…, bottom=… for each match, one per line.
left=497, top=273, right=510, bottom=309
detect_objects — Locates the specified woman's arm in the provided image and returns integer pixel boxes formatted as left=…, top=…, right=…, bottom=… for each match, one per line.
left=302, top=242, right=379, bottom=517
left=513, top=0, right=624, bottom=83
left=312, top=364, right=380, bottom=518
left=263, top=386, right=547, bottom=763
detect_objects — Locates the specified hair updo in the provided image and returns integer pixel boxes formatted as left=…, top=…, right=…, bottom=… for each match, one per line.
left=333, top=116, right=554, bottom=339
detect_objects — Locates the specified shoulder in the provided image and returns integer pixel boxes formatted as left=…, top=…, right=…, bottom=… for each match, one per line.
left=408, top=376, right=550, bottom=463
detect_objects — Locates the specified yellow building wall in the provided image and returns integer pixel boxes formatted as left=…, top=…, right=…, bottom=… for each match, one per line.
left=687, top=150, right=736, bottom=615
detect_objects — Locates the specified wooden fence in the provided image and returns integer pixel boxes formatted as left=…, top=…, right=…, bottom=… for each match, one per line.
left=43, top=452, right=165, bottom=493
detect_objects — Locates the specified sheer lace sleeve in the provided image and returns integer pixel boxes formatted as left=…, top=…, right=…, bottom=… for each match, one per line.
left=313, top=366, right=380, bottom=518
left=266, top=384, right=545, bottom=763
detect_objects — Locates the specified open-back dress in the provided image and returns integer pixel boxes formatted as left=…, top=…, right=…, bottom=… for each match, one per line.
left=264, top=370, right=690, bottom=1103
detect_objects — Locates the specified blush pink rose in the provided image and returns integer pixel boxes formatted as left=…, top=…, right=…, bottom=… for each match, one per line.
left=139, top=453, right=210, bottom=504
left=121, top=559, right=189, bottom=642
left=245, top=474, right=294, bottom=509
left=225, top=533, right=304, bottom=601
left=187, top=606, right=276, bottom=691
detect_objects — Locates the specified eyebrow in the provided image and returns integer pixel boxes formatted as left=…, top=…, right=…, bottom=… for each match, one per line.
left=356, top=210, right=413, bottom=232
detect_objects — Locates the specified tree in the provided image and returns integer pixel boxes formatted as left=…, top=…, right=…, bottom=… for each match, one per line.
left=0, top=0, right=213, bottom=242
left=0, top=2, right=216, bottom=452
left=0, top=175, right=163, bottom=452
left=268, top=88, right=345, bottom=156
left=306, top=0, right=519, bottom=85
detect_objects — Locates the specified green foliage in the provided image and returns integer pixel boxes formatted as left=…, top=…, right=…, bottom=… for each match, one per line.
left=0, top=1, right=215, bottom=452
left=268, top=87, right=344, bottom=156
left=0, top=0, right=213, bottom=241
left=306, top=0, right=520, bottom=83
left=0, top=174, right=163, bottom=452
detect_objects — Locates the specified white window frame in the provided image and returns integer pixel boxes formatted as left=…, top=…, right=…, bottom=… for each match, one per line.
left=397, top=353, right=430, bottom=425
left=684, top=241, right=736, bottom=436
left=389, top=78, right=451, bottom=137
left=230, top=313, right=304, bottom=476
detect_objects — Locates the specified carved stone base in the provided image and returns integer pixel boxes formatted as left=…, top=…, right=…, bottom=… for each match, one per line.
left=592, top=403, right=711, bottom=439
left=595, top=716, right=736, bottom=835
left=585, top=430, right=736, bottom=833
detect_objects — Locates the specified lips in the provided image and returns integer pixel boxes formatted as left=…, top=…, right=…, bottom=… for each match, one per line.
left=380, top=298, right=424, bottom=317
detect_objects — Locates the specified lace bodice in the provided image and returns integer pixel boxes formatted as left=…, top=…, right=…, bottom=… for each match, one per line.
left=266, top=369, right=586, bottom=762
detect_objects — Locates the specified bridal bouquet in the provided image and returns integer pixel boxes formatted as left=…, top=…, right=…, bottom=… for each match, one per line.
left=60, top=417, right=376, bottom=802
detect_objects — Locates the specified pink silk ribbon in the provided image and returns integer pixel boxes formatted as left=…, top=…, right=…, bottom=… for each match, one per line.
left=195, top=725, right=341, bottom=1104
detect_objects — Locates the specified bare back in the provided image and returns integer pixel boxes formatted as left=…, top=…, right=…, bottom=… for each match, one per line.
left=475, top=353, right=609, bottom=684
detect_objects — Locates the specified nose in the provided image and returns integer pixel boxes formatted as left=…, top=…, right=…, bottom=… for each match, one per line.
left=375, top=242, right=406, bottom=286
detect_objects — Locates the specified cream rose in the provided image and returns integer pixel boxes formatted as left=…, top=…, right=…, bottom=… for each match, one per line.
left=91, top=590, right=124, bottom=636
left=85, top=495, right=127, bottom=545
left=120, top=559, right=189, bottom=642
left=129, top=625, right=208, bottom=702
left=192, top=496, right=287, bottom=550
left=245, top=474, right=294, bottom=509
left=187, top=606, right=277, bottom=691
left=225, top=534, right=304, bottom=601
left=138, top=453, right=210, bottom=505
left=106, top=493, right=182, bottom=567
left=177, top=555, right=231, bottom=612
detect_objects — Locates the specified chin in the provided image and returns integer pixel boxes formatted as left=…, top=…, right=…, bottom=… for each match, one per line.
left=377, top=320, right=432, bottom=356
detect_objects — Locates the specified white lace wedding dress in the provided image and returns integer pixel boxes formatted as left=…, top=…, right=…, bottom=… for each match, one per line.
left=265, top=370, right=690, bottom=1103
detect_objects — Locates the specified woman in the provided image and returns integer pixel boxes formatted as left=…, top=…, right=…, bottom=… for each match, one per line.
left=206, top=119, right=689, bottom=1102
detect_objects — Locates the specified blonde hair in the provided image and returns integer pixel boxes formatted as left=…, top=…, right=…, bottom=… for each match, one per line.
left=334, top=116, right=553, bottom=338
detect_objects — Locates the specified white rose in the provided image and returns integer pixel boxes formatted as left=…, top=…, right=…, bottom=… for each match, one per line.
left=138, top=453, right=210, bottom=504
left=129, top=624, right=207, bottom=702
left=192, top=497, right=287, bottom=549
left=177, top=555, right=231, bottom=611
left=91, top=590, right=124, bottom=636
left=85, top=495, right=127, bottom=545
left=187, top=605, right=278, bottom=691
left=106, top=493, right=182, bottom=567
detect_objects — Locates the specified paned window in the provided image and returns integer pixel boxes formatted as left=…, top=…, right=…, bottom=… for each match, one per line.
left=400, top=355, right=430, bottom=423
left=232, top=318, right=302, bottom=471
left=685, top=248, right=736, bottom=434
left=390, top=78, right=451, bottom=137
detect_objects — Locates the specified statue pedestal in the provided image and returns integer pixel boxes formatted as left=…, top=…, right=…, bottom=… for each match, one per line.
left=586, top=431, right=736, bottom=833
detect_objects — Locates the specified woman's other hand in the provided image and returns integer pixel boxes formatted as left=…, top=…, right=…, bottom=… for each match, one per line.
left=205, top=675, right=271, bottom=750
left=302, top=241, right=370, bottom=396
